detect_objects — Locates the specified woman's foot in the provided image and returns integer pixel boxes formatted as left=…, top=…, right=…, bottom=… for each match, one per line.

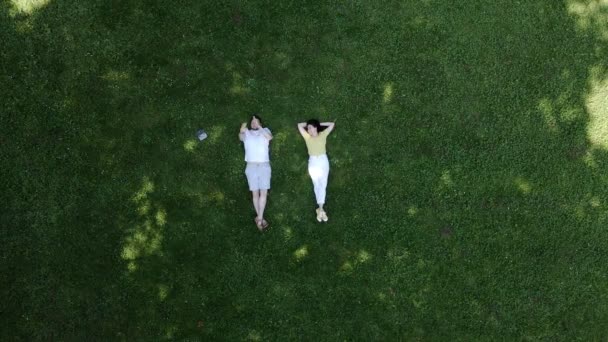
left=321, top=210, right=328, bottom=222
left=315, top=208, right=323, bottom=222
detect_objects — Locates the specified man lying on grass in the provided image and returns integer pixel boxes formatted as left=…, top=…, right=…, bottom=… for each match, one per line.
left=239, top=115, right=273, bottom=231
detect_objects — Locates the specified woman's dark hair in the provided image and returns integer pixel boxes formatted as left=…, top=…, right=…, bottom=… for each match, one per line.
left=247, top=114, right=263, bottom=130
left=306, top=119, right=326, bottom=132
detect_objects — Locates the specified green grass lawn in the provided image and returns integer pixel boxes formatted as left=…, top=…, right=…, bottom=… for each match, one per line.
left=3, top=0, right=608, bottom=340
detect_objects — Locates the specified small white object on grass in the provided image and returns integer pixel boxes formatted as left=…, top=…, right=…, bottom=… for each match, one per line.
left=197, top=129, right=208, bottom=141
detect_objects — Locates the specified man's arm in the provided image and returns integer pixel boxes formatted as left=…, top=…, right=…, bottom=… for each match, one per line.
left=239, top=123, right=247, bottom=141
left=260, top=126, right=273, bottom=140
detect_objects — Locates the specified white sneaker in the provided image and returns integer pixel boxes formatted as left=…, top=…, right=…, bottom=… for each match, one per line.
left=321, top=210, right=328, bottom=222
left=315, top=208, right=323, bottom=222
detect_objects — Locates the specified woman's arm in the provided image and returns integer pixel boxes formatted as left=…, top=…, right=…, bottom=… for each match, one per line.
left=321, top=121, right=335, bottom=134
left=297, top=122, right=309, bottom=138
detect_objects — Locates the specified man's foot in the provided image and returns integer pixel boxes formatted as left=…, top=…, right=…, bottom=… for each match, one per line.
left=261, top=219, right=269, bottom=230
left=256, top=217, right=269, bottom=231
left=315, top=208, right=323, bottom=222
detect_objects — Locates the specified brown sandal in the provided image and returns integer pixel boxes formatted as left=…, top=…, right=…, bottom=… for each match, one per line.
left=255, top=217, right=269, bottom=231
left=255, top=217, right=263, bottom=230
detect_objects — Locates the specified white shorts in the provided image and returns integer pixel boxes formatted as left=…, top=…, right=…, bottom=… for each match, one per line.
left=245, top=162, right=271, bottom=191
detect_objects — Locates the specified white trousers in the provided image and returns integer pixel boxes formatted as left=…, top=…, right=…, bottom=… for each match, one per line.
left=308, top=154, right=330, bottom=205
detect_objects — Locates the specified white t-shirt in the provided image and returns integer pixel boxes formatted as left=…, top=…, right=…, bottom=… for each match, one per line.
left=244, top=128, right=271, bottom=162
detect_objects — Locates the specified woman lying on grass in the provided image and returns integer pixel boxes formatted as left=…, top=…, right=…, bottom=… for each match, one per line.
left=297, top=119, right=335, bottom=222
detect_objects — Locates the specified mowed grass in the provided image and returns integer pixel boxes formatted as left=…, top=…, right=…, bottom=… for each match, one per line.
left=3, top=0, right=608, bottom=340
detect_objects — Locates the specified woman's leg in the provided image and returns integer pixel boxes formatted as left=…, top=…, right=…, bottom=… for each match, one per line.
left=308, top=159, right=321, bottom=221
left=308, top=160, right=322, bottom=205
left=309, top=156, right=329, bottom=220
left=311, top=157, right=329, bottom=205
left=317, top=156, right=330, bottom=220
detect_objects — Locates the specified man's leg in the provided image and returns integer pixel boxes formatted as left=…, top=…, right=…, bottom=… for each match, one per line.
left=258, top=190, right=268, bottom=221
left=257, top=163, right=271, bottom=228
left=252, top=190, right=260, bottom=218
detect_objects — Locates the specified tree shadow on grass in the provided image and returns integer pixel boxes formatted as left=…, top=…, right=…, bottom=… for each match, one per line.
left=3, top=0, right=608, bottom=340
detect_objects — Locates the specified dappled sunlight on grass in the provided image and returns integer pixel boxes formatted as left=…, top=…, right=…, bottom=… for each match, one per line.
left=536, top=69, right=586, bottom=135
left=383, top=82, right=394, bottom=103
left=380, top=81, right=401, bottom=116
left=137, top=200, right=151, bottom=216
left=574, top=203, right=587, bottom=219
left=273, top=212, right=286, bottom=222
left=247, top=330, right=262, bottom=341
left=224, top=61, right=252, bottom=95
left=538, top=98, right=559, bottom=133
left=133, top=176, right=154, bottom=202
left=293, top=245, right=309, bottom=262
left=583, top=149, right=601, bottom=168
left=339, top=249, right=373, bottom=275
left=440, top=170, right=454, bottom=188
left=209, top=191, right=225, bottom=202
left=357, top=249, right=372, bottom=263
left=158, top=284, right=169, bottom=301
left=155, top=208, right=167, bottom=226
left=272, top=131, right=289, bottom=154
left=571, top=193, right=605, bottom=219
left=514, top=176, right=533, bottom=195
left=586, top=66, right=608, bottom=149
left=122, top=177, right=167, bottom=273
left=589, top=195, right=602, bottom=207
left=435, top=170, right=457, bottom=194
left=183, top=139, right=197, bottom=152
left=165, top=325, right=178, bottom=339
left=121, top=218, right=164, bottom=272
left=14, top=17, right=34, bottom=33
left=282, top=226, right=293, bottom=242
left=206, top=125, right=225, bottom=145
left=9, top=0, right=50, bottom=16
left=568, top=0, right=608, bottom=38
left=188, top=190, right=225, bottom=208
left=60, top=97, right=74, bottom=110
left=339, top=261, right=354, bottom=273
left=229, top=71, right=250, bottom=95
